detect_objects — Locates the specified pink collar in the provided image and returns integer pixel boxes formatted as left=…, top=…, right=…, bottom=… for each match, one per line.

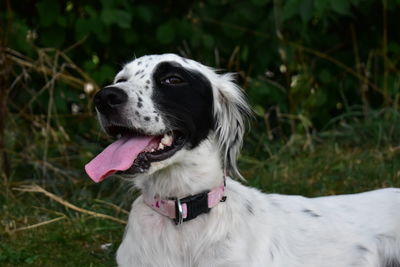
left=143, top=183, right=226, bottom=225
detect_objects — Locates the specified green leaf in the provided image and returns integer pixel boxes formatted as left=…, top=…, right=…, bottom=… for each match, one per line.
left=84, top=5, right=97, bottom=18
left=202, top=34, right=214, bottom=49
left=114, top=10, right=132, bottom=28
left=318, top=69, right=332, bottom=83
left=57, top=16, right=67, bottom=27
left=299, top=0, right=313, bottom=23
left=75, top=18, right=96, bottom=39
left=253, top=105, right=265, bottom=117
left=137, top=5, right=152, bottom=23
left=156, top=23, right=175, bottom=44
left=100, top=0, right=114, bottom=8
left=100, top=9, right=115, bottom=25
left=241, top=45, right=249, bottom=62
left=100, top=9, right=131, bottom=28
left=123, top=31, right=138, bottom=44
left=314, top=0, right=330, bottom=15
left=251, top=0, right=269, bottom=7
left=282, top=0, right=302, bottom=21
left=36, top=0, right=60, bottom=27
left=10, top=22, right=32, bottom=54
left=92, top=65, right=115, bottom=85
left=330, top=0, right=350, bottom=15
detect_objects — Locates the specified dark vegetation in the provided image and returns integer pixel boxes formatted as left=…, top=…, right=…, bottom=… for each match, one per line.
left=1, top=0, right=400, bottom=265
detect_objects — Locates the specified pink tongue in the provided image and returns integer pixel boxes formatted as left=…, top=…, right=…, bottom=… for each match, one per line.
left=85, top=136, right=154, bottom=183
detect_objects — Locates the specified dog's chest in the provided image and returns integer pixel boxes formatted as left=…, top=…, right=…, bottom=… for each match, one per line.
left=116, top=197, right=264, bottom=267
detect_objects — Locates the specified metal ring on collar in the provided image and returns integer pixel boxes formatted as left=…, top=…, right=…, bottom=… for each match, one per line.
left=176, top=198, right=183, bottom=225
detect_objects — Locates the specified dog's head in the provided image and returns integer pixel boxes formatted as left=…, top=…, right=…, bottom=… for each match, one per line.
left=85, top=54, right=250, bottom=182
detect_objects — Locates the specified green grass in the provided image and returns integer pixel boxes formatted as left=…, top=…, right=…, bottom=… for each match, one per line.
left=2, top=108, right=400, bottom=266
left=1, top=192, right=125, bottom=266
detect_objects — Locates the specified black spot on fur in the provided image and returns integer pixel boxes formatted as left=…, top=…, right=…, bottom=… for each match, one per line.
left=146, top=80, right=150, bottom=84
left=137, top=61, right=142, bottom=65
left=145, top=86, right=149, bottom=90
left=137, top=102, right=143, bottom=108
left=245, top=200, right=254, bottom=215
left=384, top=260, right=400, bottom=267
left=135, top=70, right=140, bottom=76
left=144, top=116, right=150, bottom=121
left=152, top=61, right=214, bottom=148
left=140, top=74, right=145, bottom=79
left=270, top=199, right=280, bottom=207
left=135, top=111, right=140, bottom=117
left=356, top=245, right=369, bottom=253
left=138, top=97, right=142, bottom=102
left=139, top=90, right=143, bottom=95
left=302, top=209, right=321, bottom=218
left=155, top=116, right=159, bottom=122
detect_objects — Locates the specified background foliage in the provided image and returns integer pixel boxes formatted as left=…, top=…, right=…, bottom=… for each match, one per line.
left=1, top=0, right=400, bottom=265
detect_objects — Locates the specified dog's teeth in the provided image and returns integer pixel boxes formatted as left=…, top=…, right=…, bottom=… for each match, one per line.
left=158, top=143, right=165, bottom=150
left=161, top=134, right=173, bottom=146
left=150, top=149, right=155, bottom=152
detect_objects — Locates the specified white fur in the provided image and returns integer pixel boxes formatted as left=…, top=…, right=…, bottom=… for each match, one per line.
left=103, top=54, right=400, bottom=266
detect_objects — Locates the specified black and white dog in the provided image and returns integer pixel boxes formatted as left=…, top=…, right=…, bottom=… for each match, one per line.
left=86, top=54, right=400, bottom=267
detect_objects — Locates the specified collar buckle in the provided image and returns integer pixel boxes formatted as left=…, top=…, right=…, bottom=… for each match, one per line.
left=174, top=190, right=210, bottom=225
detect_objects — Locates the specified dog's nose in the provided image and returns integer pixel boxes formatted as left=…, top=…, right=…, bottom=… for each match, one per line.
left=94, top=86, right=128, bottom=114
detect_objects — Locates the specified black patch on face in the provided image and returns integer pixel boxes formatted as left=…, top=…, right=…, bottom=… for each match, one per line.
left=302, top=209, right=321, bottom=218
left=151, top=61, right=214, bottom=148
left=144, top=116, right=150, bottom=121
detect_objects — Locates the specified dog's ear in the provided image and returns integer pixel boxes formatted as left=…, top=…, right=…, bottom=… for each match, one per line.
left=212, top=73, right=251, bottom=179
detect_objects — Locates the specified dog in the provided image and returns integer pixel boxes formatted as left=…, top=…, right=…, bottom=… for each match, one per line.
left=85, top=54, right=400, bottom=267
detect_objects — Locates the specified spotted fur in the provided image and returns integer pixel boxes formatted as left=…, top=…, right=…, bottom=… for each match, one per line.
left=94, top=54, right=400, bottom=267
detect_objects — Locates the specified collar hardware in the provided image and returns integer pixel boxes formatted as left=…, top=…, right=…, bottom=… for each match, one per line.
left=174, top=190, right=210, bottom=225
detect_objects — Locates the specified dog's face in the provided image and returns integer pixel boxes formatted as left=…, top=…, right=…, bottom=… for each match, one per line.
left=86, top=54, right=249, bottom=182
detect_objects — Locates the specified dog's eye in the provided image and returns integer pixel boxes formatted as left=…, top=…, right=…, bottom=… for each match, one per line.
left=161, top=76, right=184, bottom=85
left=116, top=78, right=128, bottom=83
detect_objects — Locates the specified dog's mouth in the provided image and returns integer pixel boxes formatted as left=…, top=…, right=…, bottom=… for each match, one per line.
left=85, top=125, right=186, bottom=183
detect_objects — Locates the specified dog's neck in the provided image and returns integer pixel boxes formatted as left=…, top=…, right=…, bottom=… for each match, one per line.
left=133, top=138, right=224, bottom=199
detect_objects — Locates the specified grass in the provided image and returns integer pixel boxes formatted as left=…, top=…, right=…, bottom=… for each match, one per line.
left=1, top=191, right=125, bottom=267
left=2, top=108, right=400, bottom=266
